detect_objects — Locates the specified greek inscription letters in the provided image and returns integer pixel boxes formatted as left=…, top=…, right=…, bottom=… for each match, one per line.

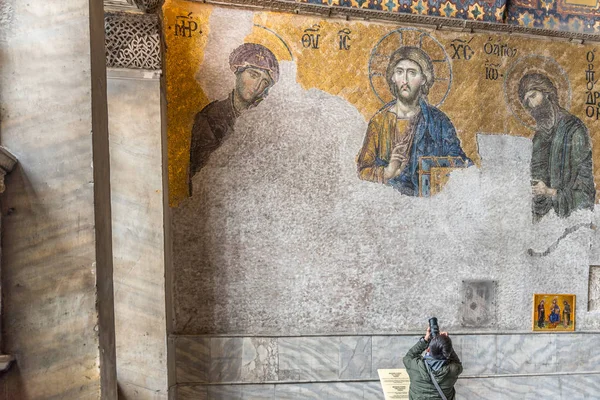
left=484, top=60, right=501, bottom=81
left=449, top=38, right=474, bottom=60
left=483, top=37, right=517, bottom=58
left=302, top=25, right=321, bottom=49
left=338, top=29, right=351, bottom=51
left=174, top=13, right=199, bottom=38
left=585, top=50, right=599, bottom=120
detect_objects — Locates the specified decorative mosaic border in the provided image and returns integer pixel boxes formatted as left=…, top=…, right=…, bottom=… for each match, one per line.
left=507, top=10, right=598, bottom=33
left=296, top=0, right=508, bottom=23
left=199, top=0, right=600, bottom=41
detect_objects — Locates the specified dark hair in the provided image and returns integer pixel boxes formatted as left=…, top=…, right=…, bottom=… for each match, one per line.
left=429, top=334, right=453, bottom=360
left=518, top=73, right=558, bottom=106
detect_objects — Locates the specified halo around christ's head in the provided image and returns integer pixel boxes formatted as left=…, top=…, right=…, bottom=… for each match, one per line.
left=369, top=28, right=453, bottom=107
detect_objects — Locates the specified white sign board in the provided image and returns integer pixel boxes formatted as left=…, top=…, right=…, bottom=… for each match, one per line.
left=378, top=369, right=410, bottom=400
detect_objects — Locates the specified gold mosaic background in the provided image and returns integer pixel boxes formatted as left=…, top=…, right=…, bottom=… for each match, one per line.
left=164, top=0, right=600, bottom=206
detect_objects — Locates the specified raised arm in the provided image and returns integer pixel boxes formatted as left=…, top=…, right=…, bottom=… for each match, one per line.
left=403, top=327, right=430, bottom=371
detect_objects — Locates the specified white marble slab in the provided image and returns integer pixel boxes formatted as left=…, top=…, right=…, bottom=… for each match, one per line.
left=109, top=74, right=167, bottom=399
left=278, top=337, right=339, bottom=381
left=371, top=336, right=420, bottom=379
left=339, top=336, right=372, bottom=379
left=495, top=335, right=557, bottom=375
left=210, top=338, right=243, bottom=383
left=242, top=338, right=278, bottom=383
left=455, top=335, right=497, bottom=375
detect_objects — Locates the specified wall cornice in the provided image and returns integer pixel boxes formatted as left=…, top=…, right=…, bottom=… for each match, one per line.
left=194, top=0, right=600, bottom=43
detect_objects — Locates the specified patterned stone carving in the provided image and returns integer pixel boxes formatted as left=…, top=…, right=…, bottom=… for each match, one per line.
left=105, top=12, right=161, bottom=70
left=132, top=0, right=164, bottom=13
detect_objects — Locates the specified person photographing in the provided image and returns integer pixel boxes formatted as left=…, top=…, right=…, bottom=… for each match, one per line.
left=403, top=318, right=463, bottom=399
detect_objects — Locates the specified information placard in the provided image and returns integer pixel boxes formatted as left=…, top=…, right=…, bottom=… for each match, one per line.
left=378, top=369, right=410, bottom=400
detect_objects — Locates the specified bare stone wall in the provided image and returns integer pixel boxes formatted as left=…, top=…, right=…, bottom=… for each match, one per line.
left=0, top=1, right=115, bottom=398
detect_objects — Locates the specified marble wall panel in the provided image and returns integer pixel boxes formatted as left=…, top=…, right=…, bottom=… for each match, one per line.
left=205, top=385, right=243, bottom=399
left=174, top=332, right=600, bottom=392
left=278, top=337, right=339, bottom=381
left=176, top=385, right=209, bottom=400
left=0, top=0, right=108, bottom=398
left=108, top=71, right=167, bottom=399
left=558, top=374, right=600, bottom=397
left=176, top=376, right=600, bottom=400
left=237, top=384, right=277, bottom=399
left=210, top=338, right=244, bottom=383
left=371, top=336, right=419, bottom=379
left=363, top=381, right=387, bottom=400
left=209, top=384, right=276, bottom=399
left=242, top=338, right=278, bottom=383
left=339, top=336, right=372, bottom=379
left=555, top=333, right=600, bottom=372
left=495, top=335, right=557, bottom=375
left=455, top=335, right=497, bottom=375
left=456, top=376, right=572, bottom=400
left=274, top=382, right=379, bottom=400
left=176, top=337, right=211, bottom=383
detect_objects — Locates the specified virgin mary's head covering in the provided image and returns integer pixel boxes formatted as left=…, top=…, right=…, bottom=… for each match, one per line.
left=229, top=43, right=280, bottom=84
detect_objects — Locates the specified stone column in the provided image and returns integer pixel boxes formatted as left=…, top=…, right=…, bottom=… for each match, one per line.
left=0, top=147, right=17, bottom=373
left=0, top=1, right=117, bottom=398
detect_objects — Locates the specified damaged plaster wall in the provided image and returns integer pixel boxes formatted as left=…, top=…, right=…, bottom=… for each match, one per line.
left=171, top=6, right=599, bottom=335
left=174, top=80, right=598, bottom=334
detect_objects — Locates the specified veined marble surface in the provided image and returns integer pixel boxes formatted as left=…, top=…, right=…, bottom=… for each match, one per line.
left=176, top=375, right=600, bottom=399
left=0, top=0, right=104, bottom=397
left=109, top=73, right=168, bottom=399
left=175, top=333, right=600, bottom=393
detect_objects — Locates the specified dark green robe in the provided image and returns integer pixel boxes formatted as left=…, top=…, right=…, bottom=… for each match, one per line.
left=531, top=108, right=595, bottom=221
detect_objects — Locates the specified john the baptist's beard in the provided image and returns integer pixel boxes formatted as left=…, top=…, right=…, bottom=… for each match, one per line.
left=527, top=99, right=554, bottom=127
